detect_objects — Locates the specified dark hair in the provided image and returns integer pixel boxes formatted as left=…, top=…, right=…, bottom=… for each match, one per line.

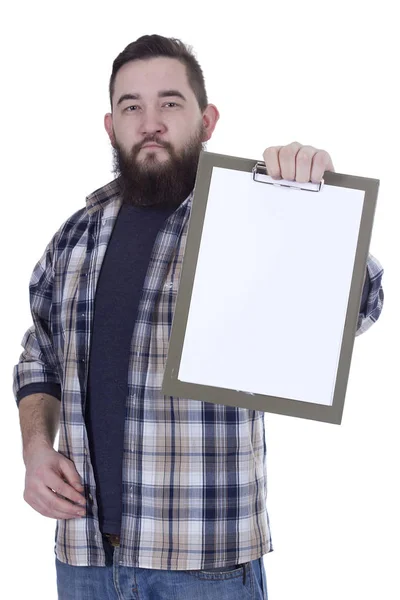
left=109, top=34, right=208, bottom=112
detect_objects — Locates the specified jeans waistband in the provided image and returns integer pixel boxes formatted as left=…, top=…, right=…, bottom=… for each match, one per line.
left=102, top=534, right=247, bottom=585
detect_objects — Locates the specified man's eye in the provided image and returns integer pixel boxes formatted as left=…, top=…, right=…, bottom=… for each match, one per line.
left=125, top=103, right=178, bottom=112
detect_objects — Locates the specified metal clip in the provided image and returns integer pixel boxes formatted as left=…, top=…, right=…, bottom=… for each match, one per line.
left=252, top=161, right=323, bottom=192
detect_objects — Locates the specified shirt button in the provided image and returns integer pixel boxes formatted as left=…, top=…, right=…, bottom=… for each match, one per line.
left=88, top=493, right=93, bottom=502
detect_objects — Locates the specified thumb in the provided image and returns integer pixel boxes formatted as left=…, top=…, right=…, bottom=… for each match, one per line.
left=60, top=458, right=84, bottom=490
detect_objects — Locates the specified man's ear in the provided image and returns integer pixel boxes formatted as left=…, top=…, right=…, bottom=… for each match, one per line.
left=104, top=113, right=116, bottom=148
left=201, top=104, right=220, bottom=142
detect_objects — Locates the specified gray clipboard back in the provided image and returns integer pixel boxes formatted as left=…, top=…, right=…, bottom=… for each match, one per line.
left=161, top=150, right=379, bottom=424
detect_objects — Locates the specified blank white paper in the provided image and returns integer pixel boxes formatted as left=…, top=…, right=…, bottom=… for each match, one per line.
left=178, top=167, right=365, bottom=406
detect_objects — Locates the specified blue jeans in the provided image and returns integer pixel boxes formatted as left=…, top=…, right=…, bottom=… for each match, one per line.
left=56, top=534, right=268, bottom=599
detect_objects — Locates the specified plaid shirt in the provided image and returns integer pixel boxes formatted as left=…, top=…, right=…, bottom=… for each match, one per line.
left=13, top=177, right=384, bottom=568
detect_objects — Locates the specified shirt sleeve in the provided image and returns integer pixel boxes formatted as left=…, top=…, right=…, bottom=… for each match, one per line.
left=13, top=233, right=62, bottom=407
left=355, top=252, right=384, bottom=337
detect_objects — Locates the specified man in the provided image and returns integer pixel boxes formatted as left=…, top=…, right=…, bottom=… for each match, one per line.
left=14, top=34, right=384, bottom=600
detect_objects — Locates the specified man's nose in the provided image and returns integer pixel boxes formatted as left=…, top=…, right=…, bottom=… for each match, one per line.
left=140, top=109, right=167, bottom=137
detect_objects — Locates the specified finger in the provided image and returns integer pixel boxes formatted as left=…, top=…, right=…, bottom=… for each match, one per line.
left=45, top=472, right=86, bottom=506
left=58, top=458, right=84, bottom=492
left=263, top=146, right=283, bottom=179
left=37, top=502, right=85, bottom=520
left=310, top=149, right=334, bottom=183
left=41, top=485, right=87, bottom=517
left=36, top=500, right=85, bottom=520
left=295, top=145, right=316, bottom=182
left=24, top=487, right=85, bottom=519
left=278, top=142, right=303, bottom=180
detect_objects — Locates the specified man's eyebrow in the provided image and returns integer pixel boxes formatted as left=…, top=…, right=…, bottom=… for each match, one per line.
left=116, top=90, right=187, bottom=106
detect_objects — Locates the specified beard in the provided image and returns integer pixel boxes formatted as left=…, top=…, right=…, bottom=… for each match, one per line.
left=111, top=121, right=207, bottom=209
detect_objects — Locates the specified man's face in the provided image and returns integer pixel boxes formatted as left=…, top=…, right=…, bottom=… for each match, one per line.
left=104, top=57, right=219, bottom=208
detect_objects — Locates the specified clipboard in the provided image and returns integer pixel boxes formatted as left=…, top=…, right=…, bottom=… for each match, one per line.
left=161, top=150, right=379, bottom=424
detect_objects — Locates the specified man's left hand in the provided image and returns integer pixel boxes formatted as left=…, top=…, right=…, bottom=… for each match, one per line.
left=263, top=141, right=335, bottom=183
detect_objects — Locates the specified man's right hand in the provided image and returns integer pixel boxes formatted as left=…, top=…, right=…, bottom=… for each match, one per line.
left=23, top=446, right=87, bottom=520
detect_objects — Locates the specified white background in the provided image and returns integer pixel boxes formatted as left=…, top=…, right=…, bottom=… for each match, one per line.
left=1, top=1, right=398, bottom=598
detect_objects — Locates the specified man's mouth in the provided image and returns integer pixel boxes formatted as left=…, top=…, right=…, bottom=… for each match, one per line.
left=142, top=144, right=164, bottom=149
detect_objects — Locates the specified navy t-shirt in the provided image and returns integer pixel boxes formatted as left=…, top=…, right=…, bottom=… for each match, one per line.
left=84, top=202, right=176, bottom=534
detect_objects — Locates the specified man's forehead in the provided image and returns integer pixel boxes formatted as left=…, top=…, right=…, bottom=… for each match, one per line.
left=116, top=57, right=187, bottom=86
